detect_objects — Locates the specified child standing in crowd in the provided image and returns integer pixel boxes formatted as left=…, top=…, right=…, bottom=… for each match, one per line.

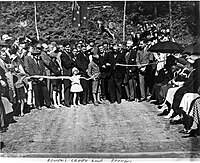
left=68, top=67, right=93, bottom=107
left=87, top=53, right=102, bottom=106
left=70, top=67, right=83, bottom=107
left=11, top=54, right=28, bottom=117
left=49, top=49, right=63, bottom=108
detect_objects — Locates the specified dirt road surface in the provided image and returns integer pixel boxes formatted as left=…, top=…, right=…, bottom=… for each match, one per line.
left=0, top=100, right=200, bottom=158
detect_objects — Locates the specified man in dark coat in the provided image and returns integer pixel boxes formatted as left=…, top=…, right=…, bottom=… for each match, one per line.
left=24, top=46, right=53, bottom=110
left=136, top=41, right=153, bottom=101
left=124, top=41, right=138, bottom=101
left=61, top=44, right=76, bottom=107
left=105, top=44, right=126, bottom=104
left=97, top=44, right=108, bottom=100
left=75, top=44, right=90, bottom=105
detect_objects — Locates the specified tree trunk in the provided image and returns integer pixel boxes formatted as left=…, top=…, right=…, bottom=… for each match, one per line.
left=154, top=2, right=157, bottom=18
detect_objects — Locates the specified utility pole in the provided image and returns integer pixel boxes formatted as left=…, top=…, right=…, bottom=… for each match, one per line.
left=169, top=0, right=173, bottom=41
left=197, top=1, right=200, bottom=38
left=34, top=2, right=39, bottom=40
left=123, top=0, right=127, bottom=42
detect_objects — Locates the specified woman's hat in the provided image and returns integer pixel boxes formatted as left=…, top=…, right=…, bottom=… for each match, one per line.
left=72, top=67, right=79, bottom=74
left=2, top=34, right=12, bottom=41
left=187, top=58, right=195, bottom=64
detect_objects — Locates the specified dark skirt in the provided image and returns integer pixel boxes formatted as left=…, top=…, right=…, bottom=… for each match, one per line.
left=51, top=79, right=62, bottom=91
left=16, top=87, right=26, bottom=100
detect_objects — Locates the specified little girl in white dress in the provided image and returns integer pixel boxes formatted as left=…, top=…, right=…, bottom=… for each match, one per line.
left=70, top=67, right=91, bottom=107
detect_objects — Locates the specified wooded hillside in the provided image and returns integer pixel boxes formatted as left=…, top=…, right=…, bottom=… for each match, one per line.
left=0, top=1, right=198, bottom=46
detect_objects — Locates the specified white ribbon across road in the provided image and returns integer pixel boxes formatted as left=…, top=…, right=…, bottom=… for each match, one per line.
left=25, top=60, right=166, bottom=80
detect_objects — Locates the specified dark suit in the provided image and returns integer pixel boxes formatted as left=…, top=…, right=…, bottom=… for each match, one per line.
left=24, top=55, right=51, bottom=108
left=136, top=47, right=152, bottom=99
left=106, top=49, right=126, bottom=103
left=49, top=59, right=62, bottom=91
left=76, top=51, right=90, bottom=104
left=124, top=48, right=138, bottom=100
left=61, top=51, right=75, bottom=106
left=99, top=52, right=109, bottom=99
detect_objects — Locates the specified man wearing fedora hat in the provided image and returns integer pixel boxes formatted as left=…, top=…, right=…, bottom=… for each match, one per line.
left=61, top=44, right=76, bottom=107
left=105, top=44, right=126, bottom=104
left=124, top=40, right=138, bottom=102
left=24, top=45, right=54, bottom=110
left=76, top=43, right=90, bottom=105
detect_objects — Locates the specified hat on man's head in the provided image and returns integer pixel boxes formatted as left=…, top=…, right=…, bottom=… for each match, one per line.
left=42, top=43, right=48, bottom=49
left=36, top=44, right=42, bottom=50
left=2, top=34, right=12, bottom=41
left=126, top=40, right=133, bottom=47
left=72, top=67, right=79, bottom=74
left=95, top=40, right=102, bottom=46
left=32, top=48, right=41, bottom=55
left=50, top=41, right=57, bottom=47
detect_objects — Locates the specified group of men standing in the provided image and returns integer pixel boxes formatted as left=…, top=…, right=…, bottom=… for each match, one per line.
left=59, top=39, right=156, bottom=106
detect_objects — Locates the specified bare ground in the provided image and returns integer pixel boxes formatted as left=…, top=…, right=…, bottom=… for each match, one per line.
left=0, top=100, right=200, bottom=158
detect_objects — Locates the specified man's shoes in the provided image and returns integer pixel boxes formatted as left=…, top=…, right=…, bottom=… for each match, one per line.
left=128, top=98, right=135, bottom=102
left=54, top=104, right=60, bottom=108
left=157, top=109, right=169, bottom=116
left=58, top=104, right=65, bottom=108
left=87, top=101, right=93, bottom=104
left=170, top=119, right=182, bottom=125
left=117, top=100, right=122, bottom=104
left=0, top=127, right=7, bottom=133
left=98, top=100, right=103, bottom=104
left=10, top=118, right=17, bottom=124
left=182, top=129, right=198, bottom=138
left=149, top=100, right=157, bottom=104
left=82, top=102, right=87, bottom=105
left=49, top=105, right=56, bottom=109
left=164, top=109, right=174, bottom=119
left=36, top=106, right=42, bottom=110
left=146, top=96, right=152, bottom=102
left=158, top=104, right=168, bottom=112
left=138, top=98, right=145, bottom=102
left=94, top=101, right=99, bottom=106
left=110, top=100, right=115, bottom=104
left=0, top=142, right=6, bottom=149
left=65, top=103, right=71, bottom=107
left=179, top=129, right=190, bottom=134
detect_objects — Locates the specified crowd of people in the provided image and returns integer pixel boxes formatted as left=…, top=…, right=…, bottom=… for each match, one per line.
left=0, top=28, right=200, bottom=138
